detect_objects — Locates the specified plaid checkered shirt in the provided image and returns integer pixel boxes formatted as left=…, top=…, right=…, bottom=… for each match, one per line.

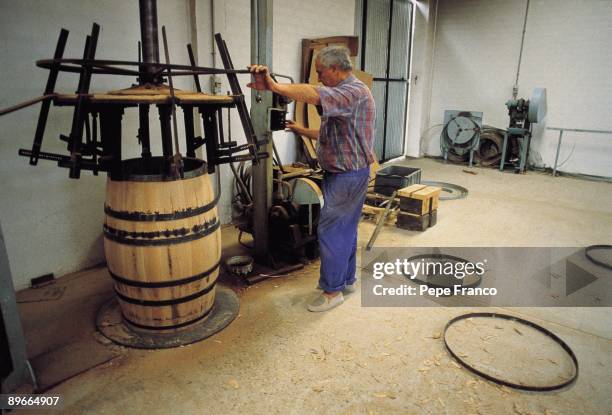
left=316, top=75, right=376, bottom=172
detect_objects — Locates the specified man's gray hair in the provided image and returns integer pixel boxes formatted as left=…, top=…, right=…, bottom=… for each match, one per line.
left=317, top=46, right=353, bottom=71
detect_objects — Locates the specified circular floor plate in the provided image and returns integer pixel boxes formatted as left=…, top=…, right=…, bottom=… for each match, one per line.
left=420, top=180, right=468, bottom=200
left=96, top=286, right=239, bottom=349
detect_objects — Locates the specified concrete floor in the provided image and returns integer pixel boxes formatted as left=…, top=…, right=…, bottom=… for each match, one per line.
left=16, top=158, right=612, bottom=414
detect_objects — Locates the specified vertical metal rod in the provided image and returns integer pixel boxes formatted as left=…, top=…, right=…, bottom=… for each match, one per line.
left=400, top=2, right=414, bottom=159
left=100, top=108, right=124, bottom=180
left=227, top=103, right=231, bottom=140
left=519, top=122, right=531, bottom=173
left=187, top=44, right=202, bottom=92
left=226, top=108, right=253, bottom=204
left=272, top=140, right=284, bottom=172
left=91, top=112, right=99, bottom=175
left=381, top=0, right=394, bottom=161
left=69, top=23, right=100, bottom=179
left=201, top=109, right=219, bottom=174
left=75, top=36, right=91, bottom=95
left=360, top=0, right=368, bottom=71
left=217, top=107, right=225, bottom=146
left=185, top=43, right=202, bottom=159
left=308, top=205, right=313, bottom=236
left=500, top=132, right=509, bottom=171
left=518, top=136, right=528, bottom=173
left=184, top=106, right=196, bottom=158
left=158, top=105, right=174, bottom=158
left=139, top=0, right=160, bottom=84
left=553, top=129, right=563, bottom=177
left=161, top=25, right=183, bottom=177
left=523, top=122, right=533, bottom=173
left=84, top=110, right=92, bottom=149
left=513, top=0, right=530, bottom=99
left=138, top=104, right=152, bottom=158
left=250, top=0, right=273, bottom=264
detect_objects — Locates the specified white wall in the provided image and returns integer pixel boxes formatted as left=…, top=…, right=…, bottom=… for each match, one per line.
left=195, top=0, right=252, bottom=226
left=409, top=0, right=612, bottom=177
left=0, top=0, right=355, bottom=289
left=519, top=0, right=612, bottom=176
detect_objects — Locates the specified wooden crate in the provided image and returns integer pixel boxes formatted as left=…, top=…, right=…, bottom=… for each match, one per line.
left=396, top=210, right=437, bottom=231
left=398, top=185, right=441, bottom=215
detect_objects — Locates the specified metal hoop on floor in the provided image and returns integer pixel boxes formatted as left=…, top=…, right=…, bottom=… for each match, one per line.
left=443, top=312, right=579, bottom=391
left=585, top=245, right=612, bottom=271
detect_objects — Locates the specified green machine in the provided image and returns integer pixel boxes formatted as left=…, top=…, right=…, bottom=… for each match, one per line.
left=500, top=88, right=547, bottom=173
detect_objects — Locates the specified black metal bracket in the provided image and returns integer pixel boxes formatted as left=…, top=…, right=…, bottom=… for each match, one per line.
left=214, top=33, right=262, bottom=163
left=29, top=29, right=69, bottom=166
left=67, top=23, right=100, bottom=179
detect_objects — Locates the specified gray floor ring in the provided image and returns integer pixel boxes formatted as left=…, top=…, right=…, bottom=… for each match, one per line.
left=420, top=181, right=468, bottom=200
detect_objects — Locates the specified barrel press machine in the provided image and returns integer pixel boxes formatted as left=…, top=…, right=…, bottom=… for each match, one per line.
left=0, top=0, right=311, bottom=348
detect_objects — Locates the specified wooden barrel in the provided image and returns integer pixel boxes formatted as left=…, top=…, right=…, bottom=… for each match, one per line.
left=103, top=157, right=221, bottom=333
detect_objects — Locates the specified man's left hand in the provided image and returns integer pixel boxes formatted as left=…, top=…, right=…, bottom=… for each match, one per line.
left=285, top=120, right=304, bottom=135
left=247, top=65, right=275, bottom=91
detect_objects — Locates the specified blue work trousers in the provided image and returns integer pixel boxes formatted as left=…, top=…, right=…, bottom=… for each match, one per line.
left=318, top=167, right=370, bottom=292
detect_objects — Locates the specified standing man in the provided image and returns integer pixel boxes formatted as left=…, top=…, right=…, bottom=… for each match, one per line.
left=248, top=46, right=376, bottom=312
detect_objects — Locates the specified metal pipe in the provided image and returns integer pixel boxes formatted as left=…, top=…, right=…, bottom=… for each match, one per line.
left=380, top=0, right=394, bottom=161
left=513, top=0, right=530, bottom=99
left=547, top=127, right=612, bottom=177
left=139, top=0, right=160, bottom=84
left=499, top=132, right=509, bottom=171
left=250, top=0, right=274, bottom=265
left=0, top=94, right=55, bottom=117
left=366, top=190, right=397, bottom=251
left=546, top=127, right=612, bottom=134
left=245, top=263, right=304, bottom=285
left=553, top=130, right=563, bottom=177
left=360, top=0, right=368, bottom=71
left=211, top=0, right=216, bottom=68
left=230, top=161, right=253, bottom=205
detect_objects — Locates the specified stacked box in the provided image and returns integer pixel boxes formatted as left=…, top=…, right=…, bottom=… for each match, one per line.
left=396, top=184, right=441, bottom=231
left=396, top=210, right=437, bottom=231
left=374, top=165, right=421, bottom=196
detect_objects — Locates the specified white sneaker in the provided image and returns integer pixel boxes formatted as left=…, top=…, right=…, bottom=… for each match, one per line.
left=344, top=283, right=357, bottom=294
left=307, top=293, right=344, bottom=312
left=316, top=283, right=357, bottom=294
